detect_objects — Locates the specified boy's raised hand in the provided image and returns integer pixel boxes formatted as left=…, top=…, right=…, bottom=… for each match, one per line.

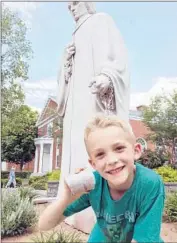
left=59, top=167, right=87, bottom=206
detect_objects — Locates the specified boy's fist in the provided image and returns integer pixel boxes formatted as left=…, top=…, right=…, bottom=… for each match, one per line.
left=59, top=167, right=87, bottom=205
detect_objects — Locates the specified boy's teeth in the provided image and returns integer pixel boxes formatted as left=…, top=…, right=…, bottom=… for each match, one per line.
left=109, top=167, right=122, bottom=174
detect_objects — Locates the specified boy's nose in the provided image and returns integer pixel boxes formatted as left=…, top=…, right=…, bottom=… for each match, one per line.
left=106, top=156, right=119, bottom=165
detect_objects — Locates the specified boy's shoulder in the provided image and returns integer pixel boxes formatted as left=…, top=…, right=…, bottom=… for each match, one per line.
left=136, top=162, right=161, bottom=181
left=135, top=162, right=165, bottom=195
left=93, top=170, right=102, bottom=183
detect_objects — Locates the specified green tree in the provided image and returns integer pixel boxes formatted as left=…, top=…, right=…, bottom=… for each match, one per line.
left=142, top=91, right=177, bottom=164
left=1, top=5, right=33, bottom=136
left=2, top=105, right=38, bottom=171
left=1, top=5, right=33, bottom=85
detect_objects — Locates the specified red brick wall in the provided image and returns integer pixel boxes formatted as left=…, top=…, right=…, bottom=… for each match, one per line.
left=52, top=133, right=63, bottom=170
left=7, top=159, right=34, bottom=172
left=38, top=124, right=48, bottom=137
left=38, top=99, right=58, bottom=137
left=41, top=100, right=57, bottom=121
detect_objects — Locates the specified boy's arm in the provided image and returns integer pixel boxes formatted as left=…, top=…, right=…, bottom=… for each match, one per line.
left=63, top=193, right=90, bottom=217
left=38, top=198, right=68, bottom=231
left=38, top=193, right=90, bottom=231
left=132, top=178, right=165, bottom=243
left=38, top=171, right=91, bottom=231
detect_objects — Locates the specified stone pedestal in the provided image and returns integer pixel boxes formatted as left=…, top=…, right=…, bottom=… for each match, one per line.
left=47, top=181, right=59, bottom=197
left=164, top=182, right=177, bottom=193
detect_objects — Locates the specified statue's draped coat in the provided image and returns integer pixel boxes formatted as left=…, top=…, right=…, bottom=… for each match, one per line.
left=57, top=13, right=130, bottom=175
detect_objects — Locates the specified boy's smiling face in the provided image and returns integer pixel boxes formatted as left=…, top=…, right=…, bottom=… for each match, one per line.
left=87, top=126, right=141, bottom=189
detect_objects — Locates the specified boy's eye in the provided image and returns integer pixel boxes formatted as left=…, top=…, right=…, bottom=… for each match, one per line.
left=116, top=146, right=125, bottom=151
left=96, top=152, right=104, bottom=158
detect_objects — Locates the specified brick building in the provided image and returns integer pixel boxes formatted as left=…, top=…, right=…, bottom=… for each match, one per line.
left=6, top=160, right=35, bottom=172
left=32, top=96, right=62, bottom=174
left=4, top=78, right=176, bottom=172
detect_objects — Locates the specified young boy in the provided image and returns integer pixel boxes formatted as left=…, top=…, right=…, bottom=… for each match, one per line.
left=39, top=114, right=165, bottom=242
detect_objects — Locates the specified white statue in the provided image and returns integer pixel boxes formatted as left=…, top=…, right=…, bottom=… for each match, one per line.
left=56, top=1, right=130, bottom=233
left=57, top=1, right=130, bottom=177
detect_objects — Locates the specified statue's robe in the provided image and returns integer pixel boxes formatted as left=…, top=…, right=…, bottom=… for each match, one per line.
left=57, top=12, right=130, bottom=175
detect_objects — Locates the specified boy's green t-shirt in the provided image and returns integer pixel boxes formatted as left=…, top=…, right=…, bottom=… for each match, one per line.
left=63, top=163, right=165, bottom=243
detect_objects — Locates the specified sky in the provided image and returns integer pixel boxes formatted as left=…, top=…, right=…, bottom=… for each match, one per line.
left=4, top=1, right=177, bottom=112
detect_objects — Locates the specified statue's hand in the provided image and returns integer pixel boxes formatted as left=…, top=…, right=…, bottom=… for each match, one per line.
left=66, top=42, right=75, bottom=60
left=89, top=74, right=111, bottom=95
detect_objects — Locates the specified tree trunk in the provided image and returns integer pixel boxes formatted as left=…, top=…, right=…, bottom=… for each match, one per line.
left=20, top=160, right=24, bottom=171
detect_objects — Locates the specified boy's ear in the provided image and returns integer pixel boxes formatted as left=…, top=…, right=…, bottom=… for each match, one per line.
left=134, top=143, right=142, bottom=161
left=88, top=159, right=96, bottom=170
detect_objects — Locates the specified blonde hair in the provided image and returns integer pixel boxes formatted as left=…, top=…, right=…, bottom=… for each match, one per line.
left=84, top=114, right=136, bottom=151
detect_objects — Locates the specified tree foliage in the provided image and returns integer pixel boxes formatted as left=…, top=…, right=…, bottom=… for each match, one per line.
left=2, top=105, right=38, bottom=170
left=138, top=149, right=169, bottom=169
left=2, top=84, right=25, bottom=133
left=142, top=91, right=177, bottom=163
left=2, top=5, right=33, bottom=138
left=1, top=5, right=33, bottom=85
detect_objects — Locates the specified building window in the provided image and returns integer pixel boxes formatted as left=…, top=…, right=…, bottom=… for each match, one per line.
left=136, top=138, right=147, bottom=152
left=57, top=137, right=60, bottom=145
left=47, top=123, right=53, bottom=137
left=56, top=148, right=60, bottom=168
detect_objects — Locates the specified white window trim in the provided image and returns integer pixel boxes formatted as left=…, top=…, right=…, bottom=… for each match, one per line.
left=47, top=122, right=53, bottom=137
left=136, top=137, right=147, bottom=151
left=55, top=147, right=60, bottom=169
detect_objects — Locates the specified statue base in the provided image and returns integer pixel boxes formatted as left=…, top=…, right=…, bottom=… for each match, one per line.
left=64, top=206, right=96, bottom=234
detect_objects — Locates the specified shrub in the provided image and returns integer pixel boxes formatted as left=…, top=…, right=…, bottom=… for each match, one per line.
left=29, top=175, right=48, bottom=190
left=1, top=171, right=32, bottom=179
left=18, top=187, right=38, bottom=201
left=16, top=177, right=23, bottom=186
left=1, top=171, right=10, bottom=179
left=16, top=171, right=32, bottom=179
left=170, top=163, right=177, bottom=170
left=1, top=179, right=8, bottom=188
left=138, top=149, right=165, bottom=169
left=1, top=177, right=22, bottom=188
left=164, top=192, right=177, bottom=222
left=31, top=180, right=47, bottom=190
left=29, top=175, right=47, bottom=185
left=31, top=228, right=83, bottom=243
left=47, top=169, right=60, bottom=181
left=154, top=166, right=177, bottom=182
left=29, top=171, right=60, bottom=190
left=1, top=188, right=38, bottom=238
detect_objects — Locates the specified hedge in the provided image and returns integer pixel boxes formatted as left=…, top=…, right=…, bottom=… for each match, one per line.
left=1, top=171, right=32, bottom=179
left=154, top=166, right=177, bottom=182
left=29, top=170, right=60, bottom=190
left=47, top=169, right=60, bottom=181
left=1, top=178, right=22, bottom=188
